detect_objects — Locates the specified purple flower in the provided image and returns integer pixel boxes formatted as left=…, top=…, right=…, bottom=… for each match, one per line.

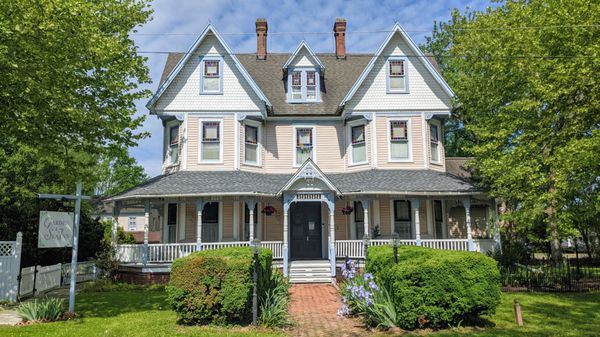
left=363, top=273, right=373, bottom=281
left=337, top=304, right=351, bottom=317
left=368, top=281, right=379, bottom=291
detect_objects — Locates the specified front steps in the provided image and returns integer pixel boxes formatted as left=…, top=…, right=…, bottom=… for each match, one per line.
left=289, top=260, right=332, bottom=283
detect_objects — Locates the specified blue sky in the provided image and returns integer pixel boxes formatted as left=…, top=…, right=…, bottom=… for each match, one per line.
left=130, top=0, right=492, bottom=177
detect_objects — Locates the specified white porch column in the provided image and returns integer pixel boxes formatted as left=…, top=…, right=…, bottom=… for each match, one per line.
left=463, top=198, right=474, bottom=251
left=326, top=194, right=336, bottom=278
left=111, top=202, right=121, bottom=246
left=142, top=200, right=150, bottom=265
left=361, top=199, right=370, bottom=238
left=411, top=199, right=421, bottom=246
left=196, top=199, right=204, bottom=251
left=245, top=199, right=257, bottom=242
left=282, top=196, right=291, bottom=277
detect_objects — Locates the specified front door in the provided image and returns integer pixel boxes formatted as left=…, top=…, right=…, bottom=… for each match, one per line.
left=290, top=202, right=322, bottom=259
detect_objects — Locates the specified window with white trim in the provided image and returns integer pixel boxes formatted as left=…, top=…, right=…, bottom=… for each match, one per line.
left=128, top=216, right=137, bottom=231
left=350, top=124, right=367, bottom=164
left=389, top=120, right=410, bottom=160
left=294, top=127, right=315, bottom=166
left=200, top=121, right=221, bottom=162
left=201, top=57, right=222, bottom=93
left=387, top=58, right=407, bottom=92
left=288, top=69, right=319, bottom=102
left=430, top=123, right=440, bottom=163
left=244, top=124, right=259, bottom=165
left=393, top=200, right=412, bottom=239
left=168, top=124, right=179, bottom=165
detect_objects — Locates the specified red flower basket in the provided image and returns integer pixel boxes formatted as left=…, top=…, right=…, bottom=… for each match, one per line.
left=341, top=206, right=354, bottom=215
left=262, top=205, right=276, bottom=216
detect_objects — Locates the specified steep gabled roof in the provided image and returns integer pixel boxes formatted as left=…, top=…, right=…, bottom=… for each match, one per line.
left=146, top=24, right=272, bottom=115
left=277, top=158, right=341, bottom=196
left=282, top=41, right=325, bottom=70
left=339, top=23, right=455, bottom=110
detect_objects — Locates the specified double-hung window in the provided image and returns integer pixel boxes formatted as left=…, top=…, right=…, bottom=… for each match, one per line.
left=387, top=57, right=408, bottom=93
left=294, top=127, right=315, bottom=166
left=350, top=124, right=367, bottom=164
left=393, top=200, right=412, bottom=239
left=200, top=121, right=221, bottom=162
left=288, top=69, right=319, bottom=102
left=201, top=57, right=222, bottom=93
left=168, top=124, right=179, bottom=165
left=128, top=217, right=137, bottom=231
left=389, top=120, right=410, bottom=161
left=430, top=123, right=440, bottom=163
left=244, top=124, right=259, bottom=165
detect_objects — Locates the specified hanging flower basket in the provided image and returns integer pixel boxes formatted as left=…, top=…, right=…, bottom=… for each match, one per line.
left=262, top=205, right=276, bottom=216
left=341, top=206, right=354, bottom=215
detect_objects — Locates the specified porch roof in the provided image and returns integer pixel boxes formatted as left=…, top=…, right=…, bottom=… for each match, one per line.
left=107, top=169, right=481, bottom=202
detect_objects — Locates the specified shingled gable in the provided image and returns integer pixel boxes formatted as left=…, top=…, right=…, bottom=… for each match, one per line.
left=339, top=22, right=455, bottom=113
left=145, top=24, right=272, bottom=115
left=282, top=40, right=326, bottom=70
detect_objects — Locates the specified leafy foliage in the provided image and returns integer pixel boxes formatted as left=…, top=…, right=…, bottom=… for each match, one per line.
left=166, top=247, right=274, bottom=325
left=16, top=298, right=65, bottom=322
left=366, top=245, right=501, bottom=329
left=422, top=0, right=600, bottom=261
left=258, top=271, right=291, bottom=328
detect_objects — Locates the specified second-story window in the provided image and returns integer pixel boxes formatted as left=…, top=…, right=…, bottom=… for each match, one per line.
left=350, top=124, right=367, bottom=164
left=430, top=123, right=440, bottom=163
left=387, top=57, right=408, bottom=93
left=295, top=127, right=314, bottom=166
left=201, top=121, right=221, bottom=162
left=288, top=69, right=319, bottom=102
left=244, top=124, right=259, bottom=165
left=389, top=120, right=410, bottom=161
left=168, top=124, right=179, bottom=165
left=201, top=57, right=222, bottom=94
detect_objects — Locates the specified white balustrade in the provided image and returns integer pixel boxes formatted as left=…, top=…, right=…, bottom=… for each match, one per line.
left=421, top=239, right=469, bottom=251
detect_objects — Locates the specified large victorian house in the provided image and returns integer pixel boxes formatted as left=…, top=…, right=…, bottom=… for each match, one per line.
left=110, top=19, right=500, bottom=283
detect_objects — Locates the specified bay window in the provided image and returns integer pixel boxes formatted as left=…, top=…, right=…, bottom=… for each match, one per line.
left=294, top=126, right=315, bottom=166
left=389, top=120, right=410, bottom=161
left=244, top=124, right=259, bottom=165
left=430, top=123, right=440, bottom=163
left=350, top=124, right=367, bottom=164
left=200, top=121, right=222, bottom=162
left=168, top=124, right=179, bottom=165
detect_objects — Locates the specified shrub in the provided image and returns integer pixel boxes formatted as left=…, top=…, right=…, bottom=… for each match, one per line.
left=366, top=245, right=501, bottom=329
left=166, top=247, right=273, bottom=325
left=16, top=298, right=65, bottom=322
left=259, top=270, right=291, bottom=328
left=80, top=279, right=164, bottom=293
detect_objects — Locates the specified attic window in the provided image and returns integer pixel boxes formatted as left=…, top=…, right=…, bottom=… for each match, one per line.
left=387, top=57, right=408, bottom=93
left=288, top=69, right=319, bottom=103
left=201, top=57, right=222, bottom=94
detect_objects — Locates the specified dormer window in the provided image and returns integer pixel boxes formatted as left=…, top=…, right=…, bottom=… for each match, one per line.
left=287, top=69, right=320, bottom=103
left=200, top=57, right=223, bottom=94
left=387, top=57, right=408, bottom=93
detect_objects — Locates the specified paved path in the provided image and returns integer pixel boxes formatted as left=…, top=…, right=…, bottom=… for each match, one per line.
left=288, top=284, right=368, bottom=337
left=0, top=309, right=21, bottom=325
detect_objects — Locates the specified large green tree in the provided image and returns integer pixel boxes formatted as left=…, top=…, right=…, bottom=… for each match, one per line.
left=423, top=0, right=600, bottom=262
left=0, top=0, right=153, bottom=265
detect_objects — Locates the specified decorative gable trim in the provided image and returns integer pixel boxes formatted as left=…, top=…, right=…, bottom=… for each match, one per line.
left=339, top=23, right=455, bottom=113
left=146, top=24, right=272, bottom=116
left=282, top=40, right=325, bottom=70
left=277, top=158, right=341, bottom=196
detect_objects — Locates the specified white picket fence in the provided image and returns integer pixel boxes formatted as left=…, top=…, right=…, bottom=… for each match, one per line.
left=18, top=261, right=97, bottom=298
left=0, top=233, right=22, bottom=302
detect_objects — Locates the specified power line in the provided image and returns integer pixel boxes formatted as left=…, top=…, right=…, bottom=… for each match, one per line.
left=130, top=24, right=600, bottom=37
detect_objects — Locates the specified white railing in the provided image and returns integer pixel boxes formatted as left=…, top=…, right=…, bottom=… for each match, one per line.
left=421, top=239, right=469, bottom=251
left=472, top=239, right=496, bottom=253
left=116, top=241, right=285, bottom=263
left=335, top=240, right=364, bottom=258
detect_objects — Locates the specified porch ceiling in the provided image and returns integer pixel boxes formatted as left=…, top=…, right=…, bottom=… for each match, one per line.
left=107, top=169, right=481, bottom=201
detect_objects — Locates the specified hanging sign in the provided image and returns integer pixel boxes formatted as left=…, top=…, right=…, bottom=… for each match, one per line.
left=38, top=211, right=74, bottom=248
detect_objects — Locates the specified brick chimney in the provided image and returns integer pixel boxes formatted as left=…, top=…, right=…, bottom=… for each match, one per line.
left=333, top=18, right=346, bottom=59
left=256, top=18, right=268, bottom=60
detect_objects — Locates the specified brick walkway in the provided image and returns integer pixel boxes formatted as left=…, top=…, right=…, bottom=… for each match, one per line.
left=288, top=284, right=368, bottom=337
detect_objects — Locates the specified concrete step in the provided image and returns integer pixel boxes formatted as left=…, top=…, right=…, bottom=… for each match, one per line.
left=289, top=277, right=332, bottom=284
left=288, top=259, right=332, bottom=283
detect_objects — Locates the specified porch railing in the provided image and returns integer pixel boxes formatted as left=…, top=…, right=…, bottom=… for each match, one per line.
left=117, top=241, right=284, bottom=264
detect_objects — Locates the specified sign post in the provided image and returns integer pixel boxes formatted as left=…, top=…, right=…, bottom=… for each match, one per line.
left=38, top=182, right=91, bottom=314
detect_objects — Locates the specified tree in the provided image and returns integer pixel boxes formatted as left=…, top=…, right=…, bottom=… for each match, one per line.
left=423, top=0, right=600, bottom=262
left=0, top=0, right=153, bottom=265
left=96, top=149, right=149, bottom=196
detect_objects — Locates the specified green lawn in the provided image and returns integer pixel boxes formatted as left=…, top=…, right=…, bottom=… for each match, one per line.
left=0, top=290, right=598, bottom=336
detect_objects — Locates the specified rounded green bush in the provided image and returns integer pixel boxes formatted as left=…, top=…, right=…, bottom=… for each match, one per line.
left=166, top=247, right=273, bottom=325
left=366, top=245, right=501, bottom=329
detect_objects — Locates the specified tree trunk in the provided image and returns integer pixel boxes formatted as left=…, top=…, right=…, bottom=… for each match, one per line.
left=545, top=179, right=562, bottom=264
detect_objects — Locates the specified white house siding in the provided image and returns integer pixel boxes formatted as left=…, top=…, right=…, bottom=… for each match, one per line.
left=154, top=35, right=265, bottom=113
left=344, top=33, right=452, bottom=112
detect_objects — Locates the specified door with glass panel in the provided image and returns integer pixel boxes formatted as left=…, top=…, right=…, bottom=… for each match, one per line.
left=354, top=201, right=365, bottom=239
left=202, top=202, right=219, bottom=242
left=393, top=200, right=412, bottom=239
left=167, top=203, right=177, bottom=243
left=433, top=200, right=445, bottom=239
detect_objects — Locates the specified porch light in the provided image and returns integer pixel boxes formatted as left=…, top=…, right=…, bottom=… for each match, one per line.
left=251, top=238, right=261, bottom=254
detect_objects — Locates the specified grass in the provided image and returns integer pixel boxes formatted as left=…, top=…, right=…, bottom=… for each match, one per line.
left=0, top=289, right=283, bottom=337
left=0, top=288, right=598, bottom=336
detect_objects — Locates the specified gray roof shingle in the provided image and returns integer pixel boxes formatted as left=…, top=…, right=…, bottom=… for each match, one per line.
left=110, top=169, right=480, bottom=200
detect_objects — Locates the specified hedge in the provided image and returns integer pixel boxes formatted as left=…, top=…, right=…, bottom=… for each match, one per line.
left=366, top=245, right=501, bottom=329
left=166, top=247, right=273, bottom=325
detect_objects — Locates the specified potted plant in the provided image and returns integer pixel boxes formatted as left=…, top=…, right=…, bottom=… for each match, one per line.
left=341, top=206, right=353, bottom=215
left=261, top=205, right=276, bottom=216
